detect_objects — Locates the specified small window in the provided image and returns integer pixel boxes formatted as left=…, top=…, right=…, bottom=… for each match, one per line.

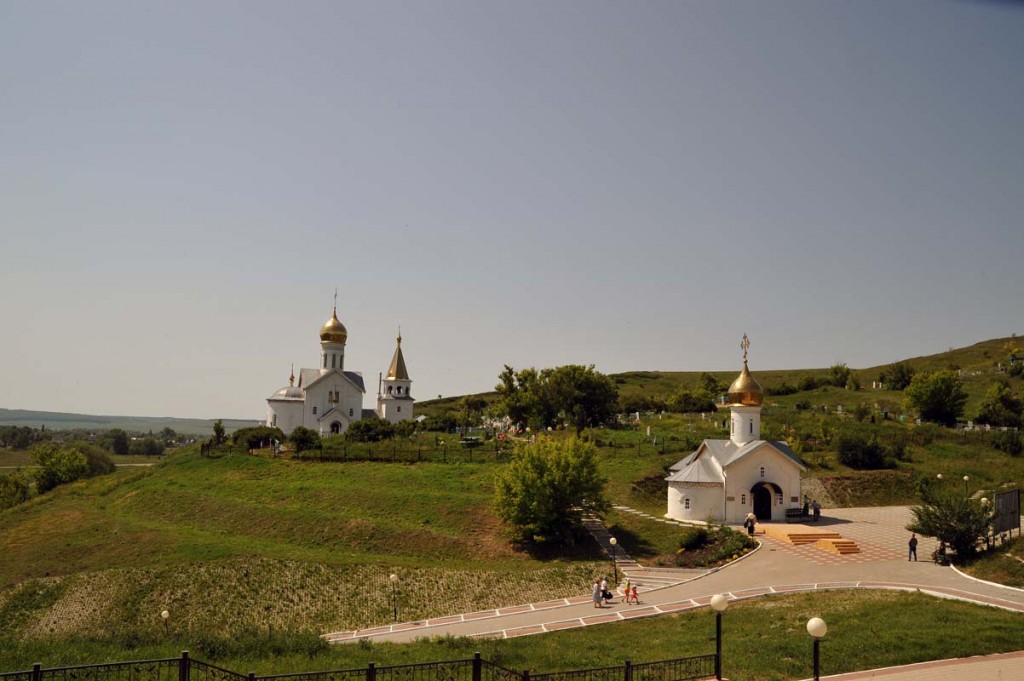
left=684, top=498, right=691, bottom=510
left=323, top=356, right=327, bottom=368
left=749, top=420, right=753, bottom=434
left=776, top=494, right=783, bottom=505
left=272, top=414, right=277, bottom=426
left=397, top=386, right=402, bottom=395
left=397, top=406, right=401, bottom=413
left=349, top=408, right=354, bottom=417
left=331, top=354, right=336, bottom=369
left=387, top=386, right=393, bottom=394
left=760, top=466, right=765, bottom=478
left=741, top=494, right=746, bottom=505
left=313, top=406, right=317, bottom=415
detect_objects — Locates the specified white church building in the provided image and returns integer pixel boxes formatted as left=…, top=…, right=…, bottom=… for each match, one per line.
left=265, top=305, right=414, bottom=436
left=666, top=336, right=805, bottom=524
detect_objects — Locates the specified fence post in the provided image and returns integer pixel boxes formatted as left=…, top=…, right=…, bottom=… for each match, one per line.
left=248, top=674, right=255, bottom=681
left=522, top=671, right=530, bottom=681
left=472, top=653, right=482, bottom=681
left=367, top=662, right=376, bottom=681
left=179, top=651, right=190, bottom=681
left=624, top=660, right=631, bottom=681
left=31, top=663, right=41, bottom=681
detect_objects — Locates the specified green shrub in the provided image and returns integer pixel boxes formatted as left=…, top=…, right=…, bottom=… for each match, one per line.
left=289, top=426, right=321, bottom=452
left=233, top=426, right=286, bottom=450
left=678, top=527, right=709, bottom=551
left=345, top=419, right=396, bottom=442
left=32, top=444, right=90, bottom=493
left=836, top=434, right=895, bottom=470
left=0, top=473, right=30, bottom=510
left=992, top=430, right=1023, bottom=457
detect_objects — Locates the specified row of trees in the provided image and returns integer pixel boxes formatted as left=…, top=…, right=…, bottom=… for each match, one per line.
left=0, top=442, right=116, bottom=510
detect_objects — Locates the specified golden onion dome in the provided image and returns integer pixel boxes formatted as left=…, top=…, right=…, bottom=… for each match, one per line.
left=319, top=308, right=348, bottom=344
left=727, top=362, right=764, bottom=407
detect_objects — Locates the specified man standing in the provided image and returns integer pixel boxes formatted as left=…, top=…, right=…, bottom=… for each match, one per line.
left=909, top=533, right=918, bottom=561
left=811, top=499, right=821, bottom=522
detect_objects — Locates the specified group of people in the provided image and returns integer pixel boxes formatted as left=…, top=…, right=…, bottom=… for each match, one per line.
left=591, top=576, right=639, bottom=608
left=801, top=496, right=822, bottom=522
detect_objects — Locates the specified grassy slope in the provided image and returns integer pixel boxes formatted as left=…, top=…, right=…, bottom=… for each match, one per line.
left=2, top=591, right=1022, bottom=681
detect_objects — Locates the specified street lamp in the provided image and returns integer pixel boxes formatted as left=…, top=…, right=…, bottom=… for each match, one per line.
left=710, top=594, right=728, bottom=681
left=963, top=475, right=970, bottom=495
left=389, top=573, right=399, bottom=622
left=936, top=473, right=943, bottom=481
left=160, top=610, right=169, bottom=634
left=807, top=617, right=828, bottom=681
left=609, top=537, right=618, bottom=585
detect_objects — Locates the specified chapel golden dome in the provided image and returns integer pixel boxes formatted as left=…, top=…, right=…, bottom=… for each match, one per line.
left=727, top=362, right=764, bottom=407
left=319, top=308, right=348, bottom=344
left=727, top=332, right=763, bottom=406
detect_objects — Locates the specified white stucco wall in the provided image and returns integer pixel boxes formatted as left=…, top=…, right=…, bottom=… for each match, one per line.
left=666, top=483, right=724, bottom=522
left=730, top=405, right=761, bottom=446
left=724, top=443, right=802, bottom=522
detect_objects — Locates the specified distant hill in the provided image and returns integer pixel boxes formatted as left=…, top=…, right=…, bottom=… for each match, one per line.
left=3, top=335, right=1019, bottom=432
left=0, top=408, right=257, bottom=435
left=417, top=334, right=1022, bottom=417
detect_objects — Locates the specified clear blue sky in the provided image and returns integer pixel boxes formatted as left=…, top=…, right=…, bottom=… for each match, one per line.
left=2, top=1, right=1022, bottom=420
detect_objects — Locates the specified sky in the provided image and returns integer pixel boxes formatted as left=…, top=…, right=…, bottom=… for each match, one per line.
left=1, top=1, right=1022, bottom=421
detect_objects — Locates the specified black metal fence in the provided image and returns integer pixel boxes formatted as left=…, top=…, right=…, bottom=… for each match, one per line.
left=2, top=653, right=718, bottom=681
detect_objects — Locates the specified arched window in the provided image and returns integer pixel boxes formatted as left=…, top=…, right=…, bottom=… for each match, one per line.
left=323, top=356, right=327, bottom=368
left=397, top=406, right=402, bottom=413
left=349, top=408, right=354, bottom=417
left=684, top=498, right=691, bottom=510
left=741, top=494, right=746, bottom=505
left=749, top=420, right=753, bottom=434
left=776, top=493, right=783, bottom=505
left=760, top=466, right=765, bottom=478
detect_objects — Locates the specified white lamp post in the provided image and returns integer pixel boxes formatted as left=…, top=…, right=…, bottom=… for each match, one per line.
left=609, top=537, right=618, bottom=585
left=807, top=617, right=828, bottom=681
left=710, top=594, right=729, bottom=680
left=160, top=610, right=169, bottom=634
left=963, top=475, right=970, bottom=494
left=389, top=573, right=399, bottom=622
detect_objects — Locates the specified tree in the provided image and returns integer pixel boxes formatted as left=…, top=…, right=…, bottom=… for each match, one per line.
left=32, top=444, right=89, bottom=493
left=458, top=396, right=487, bottom=435
left=212, top=420, right=227, bottom=445
left=829, top=363, right=852, bottom=388
left=159, top=427, right=178, bottom=442
left=496, top=364, right=618, bottom=434
left=0, top=473, right=30, bottom=510
left=878, top=361, right=915, bottom=391
left=546, top=365, right=619, bottom=434
left=836, top=434, right=893, bottom=470
left=289, top=426, right=320, bottom=452
left=907, top=488, right=991, bottom=559
left=668, top=391, right=717, bottom=414
left=232, top=426, right=286, bottom=451
left=494, top=437, right=610, bottom=545
left=130, top=437, right=165, bottom=456
left=106, top=428, right=130, bottom=455
left=345, top=419, right=395, bottom=442
left=975, top=381, right=1023, bottom=428
left=905, top=371, right=969, bottom=426
left=698, top=372, right=724, bottom=397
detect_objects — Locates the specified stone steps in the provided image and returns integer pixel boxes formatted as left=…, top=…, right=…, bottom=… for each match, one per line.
left=815, top=538, right=861, bottom=554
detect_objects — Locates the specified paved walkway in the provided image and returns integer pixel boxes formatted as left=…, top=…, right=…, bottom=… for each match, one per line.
left=323, top=507, right=1024, bottom=679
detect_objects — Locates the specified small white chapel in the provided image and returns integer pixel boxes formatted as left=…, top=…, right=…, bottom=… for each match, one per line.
left=265, top=303, right=415, bottom=436
left=666, top=335, right=806, bottom=524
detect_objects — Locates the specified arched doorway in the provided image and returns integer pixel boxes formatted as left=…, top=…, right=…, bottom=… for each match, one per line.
left=330, top=421, right=342, bottom=434
left=750, top=482, right=782, bottom=520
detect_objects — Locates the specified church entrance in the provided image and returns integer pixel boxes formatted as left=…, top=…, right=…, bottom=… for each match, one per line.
left=751, top=483, right=776, bottom=520
left=330, top=421, right=342, bottom=434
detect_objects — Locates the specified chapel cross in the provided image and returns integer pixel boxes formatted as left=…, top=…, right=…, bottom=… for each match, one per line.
left=741, top=333, right=750, bottom=363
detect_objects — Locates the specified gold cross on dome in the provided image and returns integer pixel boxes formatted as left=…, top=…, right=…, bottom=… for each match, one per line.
left=741, top=333, right=750, bottom=363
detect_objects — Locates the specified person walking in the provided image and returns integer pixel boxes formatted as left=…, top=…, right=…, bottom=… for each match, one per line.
left=909, top=533, right=919, bottom=561
left=592, top=578, right=603, bottom=608
left=745, top=512, right=757, bottom=536
left=621, top=577, right=631, bottom=603
left=811, top=499, right=821, bottom=522
left=600, top=576, right=611, bottom=604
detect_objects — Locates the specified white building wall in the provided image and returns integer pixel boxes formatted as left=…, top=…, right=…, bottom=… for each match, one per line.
left=725, top=444, right=802, bottom=522
left=267, top=401, right=304, bottom=435
left=320, top=342, right=346, bottom=372
left=730, top=405, right=761, bottom=446
left=666, top=484, right=724, bottom=522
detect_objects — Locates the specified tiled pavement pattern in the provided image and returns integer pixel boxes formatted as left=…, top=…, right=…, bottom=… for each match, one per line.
left=323, top=506, right=1024, bottom=679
